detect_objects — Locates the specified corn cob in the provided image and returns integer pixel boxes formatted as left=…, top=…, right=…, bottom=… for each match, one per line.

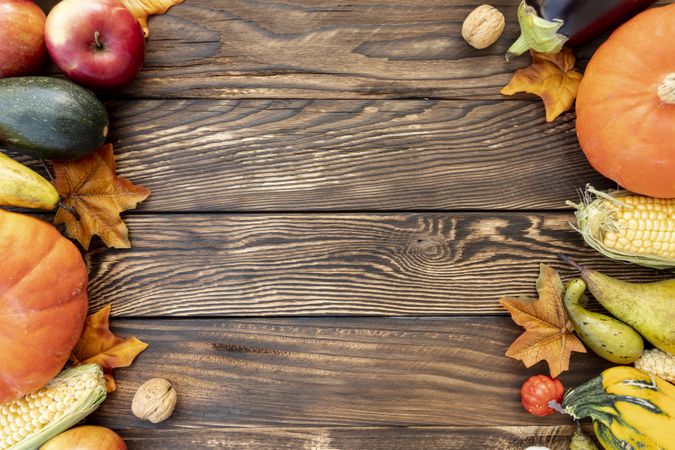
left=0, top=365, right=106, bottom=450
left=567, top=185, right=675, bottom=269
left=635, top=348, right=675, bottom=383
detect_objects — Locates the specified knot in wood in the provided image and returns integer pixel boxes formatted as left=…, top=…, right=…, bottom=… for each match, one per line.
left=406, top=235, right=451, bottom=261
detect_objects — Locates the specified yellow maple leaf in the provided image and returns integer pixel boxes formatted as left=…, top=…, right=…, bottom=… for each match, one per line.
left=500, top=264, right=585, bottom=378
left=501, top=48, right=583, bottom=122
left=70, top=305, right=148, bottom=392
left=52, top=144, right=150, bottom=250
left=120, top=0, right=184, bottom=38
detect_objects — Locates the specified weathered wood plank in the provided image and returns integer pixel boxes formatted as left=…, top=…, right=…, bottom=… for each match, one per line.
left=37, top=0, right=670, bottom=100
left=112, top=0, right=534, bottom=99
left=87, top=213, right=662, bottom=317
left=90, top=317, right=606, bottom=428
left=100, top=99, right=606, bottom=211
left=118, top=425, right=588, bottom=450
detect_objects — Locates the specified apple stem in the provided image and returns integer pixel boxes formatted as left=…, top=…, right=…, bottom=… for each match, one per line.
left=94, top=31, right=103, bottom=49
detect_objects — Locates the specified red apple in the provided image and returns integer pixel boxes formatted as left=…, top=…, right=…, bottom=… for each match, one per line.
left=0, top=0, right=47, bottom=77
left=45, top=0, right=144, bottom=89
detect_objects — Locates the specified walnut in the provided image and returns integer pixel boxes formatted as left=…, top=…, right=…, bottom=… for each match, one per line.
left=461, top=5, right=505, bottom=49
left=131, top=378, right=177, bottom=423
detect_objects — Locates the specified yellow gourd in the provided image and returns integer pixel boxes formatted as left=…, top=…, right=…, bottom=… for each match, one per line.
left=562, top=366, right=675, bottom=450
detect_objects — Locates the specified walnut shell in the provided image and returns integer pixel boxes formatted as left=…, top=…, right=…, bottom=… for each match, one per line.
left=462, top=5, right=505, bottom=49
left=132, top=378, right=177, bottom=424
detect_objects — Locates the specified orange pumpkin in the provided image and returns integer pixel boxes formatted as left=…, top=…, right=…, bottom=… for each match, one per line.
left=576, top=4, right=675, bottom=198
left=0, top=209, right=88, bottom=404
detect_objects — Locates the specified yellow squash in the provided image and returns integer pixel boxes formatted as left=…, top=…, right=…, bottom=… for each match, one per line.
left=0, top=152, right=58, bottom=209
left=562, top=366, right=675, bottom=450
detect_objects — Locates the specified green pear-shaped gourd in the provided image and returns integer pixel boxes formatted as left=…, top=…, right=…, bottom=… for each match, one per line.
left=560, top=255, right=675, bottom=354
left=563, top=278, right=643, bottom=364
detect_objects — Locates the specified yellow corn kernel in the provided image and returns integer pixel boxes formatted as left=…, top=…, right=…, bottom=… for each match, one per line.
left=599, top=193, right=675, bottom=261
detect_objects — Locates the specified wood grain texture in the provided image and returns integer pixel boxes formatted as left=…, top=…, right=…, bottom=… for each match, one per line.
left=87, top=213, right=664, bottom=317
left=90, top=317, right=607, bottom=428
left=37, top=0, right=671, bottom=100
left=21, top=1, right=665, bottom=445
left=99, top=98, right=608, bottom=212
left=114, top=0, right=535, bottom=99
left=119, top=425, right=588, bottom=449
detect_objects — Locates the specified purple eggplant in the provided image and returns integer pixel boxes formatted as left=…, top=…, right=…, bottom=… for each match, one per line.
left=507, top=0, right=657, bottom=58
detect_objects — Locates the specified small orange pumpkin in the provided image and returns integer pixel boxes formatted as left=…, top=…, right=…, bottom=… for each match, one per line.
left=576, top=4, right=675, bottom=198
left=0, top=209, right=88, bottom=404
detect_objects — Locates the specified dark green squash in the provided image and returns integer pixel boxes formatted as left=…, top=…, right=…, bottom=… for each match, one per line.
left=0, top=77, right=108, bottom=160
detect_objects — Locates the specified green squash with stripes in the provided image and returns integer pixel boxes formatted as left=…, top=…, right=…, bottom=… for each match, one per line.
left=0, top=77, right=108, bottom=160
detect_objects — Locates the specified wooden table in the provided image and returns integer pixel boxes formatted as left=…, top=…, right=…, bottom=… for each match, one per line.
left=64, top=0, right=663, bottom=448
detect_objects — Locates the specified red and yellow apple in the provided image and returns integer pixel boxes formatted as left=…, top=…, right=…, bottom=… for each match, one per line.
left=45, top=0, right=144, bottom=89
left=0, top=0, right=47, bottom=77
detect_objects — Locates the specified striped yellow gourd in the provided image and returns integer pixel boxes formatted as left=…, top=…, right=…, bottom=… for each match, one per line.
left=562, top=366, right=675, bottom=450
left=568, top=185, right=675, bottom=269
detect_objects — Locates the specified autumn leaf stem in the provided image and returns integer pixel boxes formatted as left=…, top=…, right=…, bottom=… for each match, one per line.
left=40, top=159, right=53, bottom=181
left=58, top=201, right=80, bottom=220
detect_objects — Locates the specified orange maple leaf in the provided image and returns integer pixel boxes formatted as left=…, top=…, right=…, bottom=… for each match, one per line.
left=52, top=144, right=150, bottom=250
left=501, top=48, right=583, bottom=122
left=70, top=305, right=148, bottom=392
left=500, top=264, right=585, bottom=378
left=120, top=0, right=184, bottom=38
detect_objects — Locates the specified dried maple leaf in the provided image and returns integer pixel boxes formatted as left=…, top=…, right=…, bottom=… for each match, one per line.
left=52, top=144, right=151, bottom=250
left=70, top=304, right=148, bottom=392
left=501, top=48, right=583, bottom=122
left=499, top=264, right=585, bottom=377
left=120, top=0, right=184, bottom=38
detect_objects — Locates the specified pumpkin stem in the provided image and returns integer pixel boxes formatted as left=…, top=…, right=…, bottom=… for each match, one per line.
left=658, top=73, right=675, bottom=104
